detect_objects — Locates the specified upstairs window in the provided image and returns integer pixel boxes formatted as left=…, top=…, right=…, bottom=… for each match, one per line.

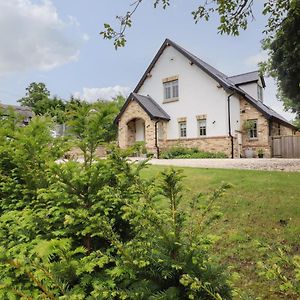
left=178, top=121, right=186, bottom=138
left=257, top=85, right=263, bottom=101
left=248, top=119, right=258, bottom=139
left=164, top=79, right=178, bottom=100
left=198, top=119, right=207, bottom=136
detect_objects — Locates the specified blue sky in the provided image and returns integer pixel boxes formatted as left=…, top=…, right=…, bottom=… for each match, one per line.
left=0, top=0, right=295, bottom=120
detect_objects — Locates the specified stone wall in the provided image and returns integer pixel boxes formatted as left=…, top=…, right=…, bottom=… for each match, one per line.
left=164, top=136, right=237, bottom=158
left=118, top=100, right=156, bottom=151
left=239, top=97, right=271, bottom=157
left=270, top=121, right=294, bottom=136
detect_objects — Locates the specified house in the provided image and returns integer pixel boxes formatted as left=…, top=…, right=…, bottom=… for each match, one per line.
left=0, top=103, right=33, bottom=125
left=115, top=39, right=297, bottom=158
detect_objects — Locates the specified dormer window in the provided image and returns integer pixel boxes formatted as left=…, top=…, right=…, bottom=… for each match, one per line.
left=163, top=76, right=179, bottom=102
left=257, top=85, right=263, bottom=101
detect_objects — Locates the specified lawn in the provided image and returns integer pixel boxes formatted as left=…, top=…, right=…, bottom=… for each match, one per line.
left=142, top=165, right=300, bottom=299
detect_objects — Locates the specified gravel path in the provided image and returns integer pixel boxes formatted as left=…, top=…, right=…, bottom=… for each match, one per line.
left=131, top=158, right=300, bottom=172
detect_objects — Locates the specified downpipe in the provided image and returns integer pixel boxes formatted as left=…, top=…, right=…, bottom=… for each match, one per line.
left=227, top=93, right=234, bottom=159
left=154, top=120, right=160, bottom=159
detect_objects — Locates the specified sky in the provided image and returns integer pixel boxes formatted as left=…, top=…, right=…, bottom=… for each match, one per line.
left=0, top=0, right=295, bottom=121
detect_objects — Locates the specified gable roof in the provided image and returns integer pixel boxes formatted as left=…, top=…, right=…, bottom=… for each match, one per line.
left=228, top=71, right=266, bottom=88
left=133, top=38, right=295, bottom=129
left=114, top=93, right=170, bottom=123
left=0, top=103, right=34, bottom=118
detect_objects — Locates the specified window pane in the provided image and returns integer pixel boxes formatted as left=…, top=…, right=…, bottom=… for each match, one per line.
left=172, top=81, right=178, bottom=98
left=164, top=79, right=178, bottom=99
left=198, top=119, right=206, bottom=136
left=248, top=120, right=258, bottom=138
left=165, top=86, right=171, bottom=99
left=179, top=121, right=186, bottom=137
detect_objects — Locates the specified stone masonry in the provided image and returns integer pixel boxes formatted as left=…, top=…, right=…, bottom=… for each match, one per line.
left=118, top=96, right=295, bottom=158
left=118, top=100, right=156, bottom=151
left=240, top=97, right=271, bottom=157
left=239, top=97, right=294, bottom=157
left=164, top=136, right=237, bottom=158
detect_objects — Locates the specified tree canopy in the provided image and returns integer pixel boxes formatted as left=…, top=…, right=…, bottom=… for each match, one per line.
left=262, top=1, right=300, bottom=117
left=100, top=0, right=290, bottom=49
left=18, top=82, right=66, bottom=123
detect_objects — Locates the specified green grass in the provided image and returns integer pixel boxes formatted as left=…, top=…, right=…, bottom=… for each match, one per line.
left=142, top=165, right=300, bottom=299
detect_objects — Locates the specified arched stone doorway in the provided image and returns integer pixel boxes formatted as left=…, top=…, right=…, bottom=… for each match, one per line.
left=126, top=118, right=146, bottom=147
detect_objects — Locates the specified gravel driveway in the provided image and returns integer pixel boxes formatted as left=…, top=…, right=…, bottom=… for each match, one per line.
left=132, top=158, right=300, bottom=172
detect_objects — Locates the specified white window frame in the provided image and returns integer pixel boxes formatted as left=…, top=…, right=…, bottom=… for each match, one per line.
left=178, top=121, right=187, bottom=138
left=163, top=79, right=179, bottom=101
left=197, top=119, right=207, bottom=137
left=248, top=119, right=258, bottom=139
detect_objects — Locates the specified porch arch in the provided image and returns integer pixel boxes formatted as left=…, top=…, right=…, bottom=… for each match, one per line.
left=126, top=117, right=146, bottom=147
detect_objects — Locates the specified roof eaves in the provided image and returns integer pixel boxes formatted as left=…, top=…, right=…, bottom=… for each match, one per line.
left=144, top=95, right=171, bottom=120
left=114, top=93, right=170, bottom=124
left=131, top=93, right=170, bottom=121
left=134, top=38, right=233, bottom=93
left=233, top=87, right=296, bottom=129
left=166, top=39, right=232, bottom=90
left=133, top=39, right=170, bottom=93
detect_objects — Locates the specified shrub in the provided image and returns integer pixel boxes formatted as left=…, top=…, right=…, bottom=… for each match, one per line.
left=0, top=112, right=232, bottom=299
left=161, top=146, right=227, bottom=159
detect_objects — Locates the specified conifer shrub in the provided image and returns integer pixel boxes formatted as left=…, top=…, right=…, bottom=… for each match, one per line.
left=0, top=111, right=232, bottom=299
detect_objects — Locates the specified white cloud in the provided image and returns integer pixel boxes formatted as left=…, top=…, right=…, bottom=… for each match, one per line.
left=244, top=51, right=268, bottom=67
left=0, top=0, right=84, bottom=75
left=74, top=86, right=131, bottom=102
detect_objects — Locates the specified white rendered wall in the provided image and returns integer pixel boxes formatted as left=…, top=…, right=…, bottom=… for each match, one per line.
left=230, top=94, right=241, bottom=134
left=135, top=119, right=145, bottom=141
left=238, top=80, right=264, bottom=101
left=137, top=45, right=240, bottom=139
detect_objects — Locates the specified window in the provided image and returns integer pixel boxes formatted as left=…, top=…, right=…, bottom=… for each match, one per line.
left=198, top=119, right=207, bottom=136
left=257, top=85, right=263, bottom=101
left=164, top=80, right=178, bottom=100
left=248, top=119, right=258, bottom=139
left=178, top=121, right=186, bottom=138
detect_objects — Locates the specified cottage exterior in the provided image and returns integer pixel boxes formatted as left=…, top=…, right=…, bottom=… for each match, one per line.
left=115, top=39, right=297, bottom=158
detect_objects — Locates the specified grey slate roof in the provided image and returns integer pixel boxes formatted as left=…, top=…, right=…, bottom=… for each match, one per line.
left=0, top=103, right=34, bottom=118
left=228, top=71, right=266, bottom=88
left=114, top=93, right=170, bottom=123
left=132, top=38, right=295, bottom=129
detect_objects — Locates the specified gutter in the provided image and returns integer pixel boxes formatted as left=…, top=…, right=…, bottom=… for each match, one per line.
left=227, top=92, right=235, bottom=159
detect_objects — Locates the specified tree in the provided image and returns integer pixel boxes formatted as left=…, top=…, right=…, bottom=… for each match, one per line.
left=262, top=1, right=300, bottom=117
left=18, top=82, right=66, bottom=121
left=18, top=82, right=50, bottom=109
left=100, top=0, right=290, bottom=49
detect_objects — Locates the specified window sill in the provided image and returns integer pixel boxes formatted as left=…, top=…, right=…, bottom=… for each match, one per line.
left=163, top=97, right=179, bottom=103
left=248, top=138, right=259, bottom=141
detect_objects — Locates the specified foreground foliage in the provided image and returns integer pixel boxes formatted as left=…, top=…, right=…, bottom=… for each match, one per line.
left=143, top=166, right=300, bottom=299
left=0, top=112, right=232, bottom=299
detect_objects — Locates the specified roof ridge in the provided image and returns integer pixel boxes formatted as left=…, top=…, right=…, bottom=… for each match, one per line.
left=167, top=39, right=229, bottom=79
left=228, top=70, right=259, bottom=78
